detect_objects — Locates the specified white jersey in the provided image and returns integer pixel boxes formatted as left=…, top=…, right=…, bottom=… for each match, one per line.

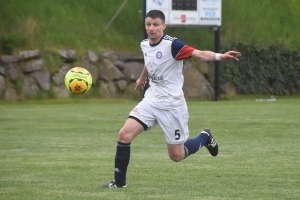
left=140, top=34, right=195, bottom=109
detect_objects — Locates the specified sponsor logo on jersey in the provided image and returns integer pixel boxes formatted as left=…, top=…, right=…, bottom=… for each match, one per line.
left=148, top=73, right=164, bottom=83
left=156, top=51, right=162, bottom=59
left=132, top=108, right=140, bottom=115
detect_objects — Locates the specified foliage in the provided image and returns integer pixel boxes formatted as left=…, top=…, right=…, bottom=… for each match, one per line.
left=221, top=0, right=300, bottom=49
left=1, top=0, right=300, bottom=95
left=0, top=33, right=21, bottom=54
left=0, top=0, right=145, bottom=54
left=1, top=0, right=300, bottom=54
left=221, top=43, right=300, bottom=95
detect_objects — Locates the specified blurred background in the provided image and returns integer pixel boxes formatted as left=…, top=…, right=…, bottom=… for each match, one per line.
left=0, top=0, right=300, bottom=100
left=1, top=0, right=299, bottom=54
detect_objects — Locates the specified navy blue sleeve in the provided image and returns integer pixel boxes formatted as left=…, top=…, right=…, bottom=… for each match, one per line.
left=171, top=39, right=186, bottom=59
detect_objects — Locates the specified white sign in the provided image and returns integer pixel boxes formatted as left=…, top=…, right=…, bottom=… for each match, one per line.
left=198, top=0, right=222, bottom=26
left=146, top=0, right=170, bottom=24
left=169, top=11, right=199, bottom=25
left=146, top=0, right=222, bottom=26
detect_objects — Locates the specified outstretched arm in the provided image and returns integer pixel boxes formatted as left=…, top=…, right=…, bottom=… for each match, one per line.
left=191, top=50, right=242, bottom=62
left=135, top=65, right=148, bottom=90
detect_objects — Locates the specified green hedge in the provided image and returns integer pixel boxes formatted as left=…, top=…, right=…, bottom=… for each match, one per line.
left=221, top=43, right=300, bottom=95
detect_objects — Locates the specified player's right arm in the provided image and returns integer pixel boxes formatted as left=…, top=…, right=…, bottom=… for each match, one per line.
left=135, top=65, right=148, bottom=90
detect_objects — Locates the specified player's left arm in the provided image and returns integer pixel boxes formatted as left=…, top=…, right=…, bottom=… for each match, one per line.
left=191, top=50, right=242, bottom=62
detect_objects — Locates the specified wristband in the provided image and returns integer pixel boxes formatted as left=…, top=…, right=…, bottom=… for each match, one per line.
left=215, top=53, right=221, bottom=61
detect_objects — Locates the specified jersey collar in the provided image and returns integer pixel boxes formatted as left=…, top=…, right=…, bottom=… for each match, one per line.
left=149, top=34, right=165, bottom=47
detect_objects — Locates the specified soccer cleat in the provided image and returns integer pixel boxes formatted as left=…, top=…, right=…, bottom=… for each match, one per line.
left=100, top=181, right=127, bottom=188
left=202, top=128, right=218, bottom=156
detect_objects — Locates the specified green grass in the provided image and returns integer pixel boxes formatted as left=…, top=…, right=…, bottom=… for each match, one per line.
left=0, top=98, right=299, bottom=200
left=1, top=0, right=300, bottom=55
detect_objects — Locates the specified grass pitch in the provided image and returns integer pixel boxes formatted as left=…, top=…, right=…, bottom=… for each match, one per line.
left=0, top=98, right=299, bottom=200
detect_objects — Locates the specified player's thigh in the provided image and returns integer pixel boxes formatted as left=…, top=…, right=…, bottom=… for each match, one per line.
left=118, top=118, right=144, bottom=143
left=156, top=105, right=189, bottom=145
left=119, top=100, right=158, bottom=143
left=128, top=99, right=158, bottom=131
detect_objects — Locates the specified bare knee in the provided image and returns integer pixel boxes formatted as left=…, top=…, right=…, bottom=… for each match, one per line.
left=167, top=143, right=185, bottom=162
left=118, top=127, right=133, bottom=143
left=118, top=119, right=144, bottom=143
left=168, top=153, right=185, bottom=162
left=169, top=155, right=184, bottom=162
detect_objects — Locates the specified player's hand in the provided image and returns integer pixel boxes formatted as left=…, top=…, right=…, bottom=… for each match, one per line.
left=221, top=51, right=242, bottom=61
left=135, top=78, right=147, bottom=90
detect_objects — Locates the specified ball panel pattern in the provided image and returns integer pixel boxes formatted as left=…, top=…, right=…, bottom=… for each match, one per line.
left=64, top=67, right=92, bottom=94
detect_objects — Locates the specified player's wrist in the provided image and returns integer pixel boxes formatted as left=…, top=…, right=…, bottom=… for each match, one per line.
left=215, top=53, right=221, bottom=61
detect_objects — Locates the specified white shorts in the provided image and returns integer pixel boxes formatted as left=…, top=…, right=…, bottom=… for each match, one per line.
left=129, top=98, right=189, bottom=144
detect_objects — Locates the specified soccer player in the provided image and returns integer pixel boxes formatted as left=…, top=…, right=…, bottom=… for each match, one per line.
left=102, top=10, right=241, bottom=188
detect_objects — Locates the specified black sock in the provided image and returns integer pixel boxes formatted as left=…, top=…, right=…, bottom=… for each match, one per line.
left=114, top=141, right=131, bottom=186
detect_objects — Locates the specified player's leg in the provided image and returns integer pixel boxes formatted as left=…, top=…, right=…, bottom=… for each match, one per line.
left=118, top=117, right=145, bottom=143
left=184, top=128, right=218, bottom=158
left=101, top=99, right=156, bottom=188
left=166, top=130, right=210, bottom=162
left=167, top=143, right=185, bottom=162
left=166, top=129, right=218, bottom=162
left=155, top=104, right=192, bottom=161
left=115, top=118, right=145, bottom=187
left=101, top=118, right=144, bottom=188
left=159, top=105, right=218, bottom=162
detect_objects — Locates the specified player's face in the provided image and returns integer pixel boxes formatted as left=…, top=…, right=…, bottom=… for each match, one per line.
left=145, top=17, right=166, bottom=44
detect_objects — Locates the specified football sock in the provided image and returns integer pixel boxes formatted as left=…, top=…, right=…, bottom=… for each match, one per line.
left=114, top=141, right=131, bottom=186
left=184, top=133, right=208, bottom=158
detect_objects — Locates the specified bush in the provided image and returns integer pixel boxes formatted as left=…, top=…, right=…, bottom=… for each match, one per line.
left=0, top=33, right=21, bottom=54
left=221, top=43, right=300, bottom=95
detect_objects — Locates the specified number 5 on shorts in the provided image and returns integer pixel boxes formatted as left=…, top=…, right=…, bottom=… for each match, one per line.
left=175, top=129, right=180, bottom=140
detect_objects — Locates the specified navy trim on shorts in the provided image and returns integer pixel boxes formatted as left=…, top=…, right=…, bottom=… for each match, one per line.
left=128, top=116, right=148, bottom=131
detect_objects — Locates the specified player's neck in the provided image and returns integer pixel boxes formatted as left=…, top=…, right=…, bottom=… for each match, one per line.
left=149, top=34, right=164, bottom=45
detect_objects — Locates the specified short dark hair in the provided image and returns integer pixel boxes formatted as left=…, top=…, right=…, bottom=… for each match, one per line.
left=145, top=10, right=165, bottom=23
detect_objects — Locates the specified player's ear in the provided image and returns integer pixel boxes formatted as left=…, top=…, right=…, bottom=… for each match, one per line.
left=162, top=23, right=166, bottom=30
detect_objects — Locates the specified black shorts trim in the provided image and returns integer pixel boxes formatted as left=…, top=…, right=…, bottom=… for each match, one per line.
left=128, top=116, right=148, bottom=131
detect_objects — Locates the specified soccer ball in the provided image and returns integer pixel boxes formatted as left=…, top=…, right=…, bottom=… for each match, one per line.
left=64, top=67, right=92, bottom=94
